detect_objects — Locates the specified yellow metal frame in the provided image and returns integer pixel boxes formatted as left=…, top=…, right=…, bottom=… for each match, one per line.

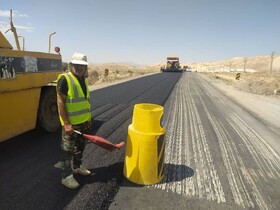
left=0, top=48, right=61, bottom=59
left=0, top=32, right=13, bottom=49
left=0, top=88, right=41, bottom=142
left=0, top=10, right=63, bottom=142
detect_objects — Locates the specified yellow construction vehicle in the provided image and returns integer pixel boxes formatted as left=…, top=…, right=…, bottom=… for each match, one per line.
left=0, top=10, right=62, bottom=142
left=161, top=56, right=182, bottom=72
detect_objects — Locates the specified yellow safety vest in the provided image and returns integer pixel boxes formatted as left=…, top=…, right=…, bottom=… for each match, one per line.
left=57, top=72, right=91, bottom=125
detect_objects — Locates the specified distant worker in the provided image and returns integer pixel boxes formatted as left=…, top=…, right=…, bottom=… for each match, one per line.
left=56, top=52, right=92, bottom=189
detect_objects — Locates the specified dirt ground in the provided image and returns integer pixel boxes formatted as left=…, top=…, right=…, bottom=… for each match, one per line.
left=204, top=72, right=280, bottom=98
left=86, top=61, right=280, bottom=99
left=87, top=63, right=159, bottom=86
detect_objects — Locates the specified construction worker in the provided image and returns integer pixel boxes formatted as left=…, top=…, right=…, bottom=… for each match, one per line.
left=56, top=52, right=92, bottom=189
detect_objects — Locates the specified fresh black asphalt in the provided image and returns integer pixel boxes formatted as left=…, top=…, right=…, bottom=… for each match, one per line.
left=0, top=72, right=182, bottom=210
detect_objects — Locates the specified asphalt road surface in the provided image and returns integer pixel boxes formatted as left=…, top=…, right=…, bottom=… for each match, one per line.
left=111, top=73, right=280, bottom=210
left=0, top=73, right=180, bottom=210
left=1, top=72, right=279, bottom=210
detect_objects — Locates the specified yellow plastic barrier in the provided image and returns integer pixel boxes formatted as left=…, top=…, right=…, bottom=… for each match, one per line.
left=123, top=103, right=165, bottom=185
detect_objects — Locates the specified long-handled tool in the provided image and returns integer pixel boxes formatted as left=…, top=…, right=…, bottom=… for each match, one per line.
left=74, top=130, right=125, bottom=152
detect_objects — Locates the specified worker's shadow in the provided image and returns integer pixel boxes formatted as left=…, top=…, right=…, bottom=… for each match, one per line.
left=76, top=162, right=194, bottom=187
left=75, top=162, right=125, bottom=186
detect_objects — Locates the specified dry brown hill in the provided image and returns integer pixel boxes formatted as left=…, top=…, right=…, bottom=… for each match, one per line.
left=183, top=55, right=280, bottom=73
left=87, top=63, right=159, bottom=86
left=86, top=55, right=280, bottom=98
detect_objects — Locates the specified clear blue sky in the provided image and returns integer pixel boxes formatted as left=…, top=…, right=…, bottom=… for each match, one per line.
left=1, top=0, right=279, bottom=65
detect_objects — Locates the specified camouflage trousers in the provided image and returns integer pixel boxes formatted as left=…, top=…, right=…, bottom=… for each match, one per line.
left=60, top=122, right=89, bottom=178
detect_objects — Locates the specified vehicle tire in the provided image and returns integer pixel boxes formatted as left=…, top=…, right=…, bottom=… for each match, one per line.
left=37, top=87, right=60, bottom=132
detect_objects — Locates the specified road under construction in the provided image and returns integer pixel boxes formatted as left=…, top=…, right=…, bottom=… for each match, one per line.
left=1, top=72, right=280, bottom=210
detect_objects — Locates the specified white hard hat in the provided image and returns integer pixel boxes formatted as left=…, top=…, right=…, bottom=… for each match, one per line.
left=70, top=52, right=88, bottom=65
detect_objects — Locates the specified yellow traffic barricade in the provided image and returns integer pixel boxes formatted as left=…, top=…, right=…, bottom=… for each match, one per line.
left=123, top=103, right=165, bottom=185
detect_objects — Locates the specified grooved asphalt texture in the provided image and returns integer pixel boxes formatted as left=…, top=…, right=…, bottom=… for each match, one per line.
left=0, top=73, right=181, bottom=210
left=1, top=73, right=279, bottom=210
left=110, top=73, right=280, bottom=210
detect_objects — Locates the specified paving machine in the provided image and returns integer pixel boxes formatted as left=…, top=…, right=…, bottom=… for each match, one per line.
left=161, top=56, right=182, bottom=72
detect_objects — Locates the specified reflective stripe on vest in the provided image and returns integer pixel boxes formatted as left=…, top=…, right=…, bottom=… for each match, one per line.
left=57, top=72, right=91, bottom=125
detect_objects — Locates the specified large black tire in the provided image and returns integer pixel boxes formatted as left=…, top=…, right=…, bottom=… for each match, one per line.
left=37, top=86, right=61, bottom=132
